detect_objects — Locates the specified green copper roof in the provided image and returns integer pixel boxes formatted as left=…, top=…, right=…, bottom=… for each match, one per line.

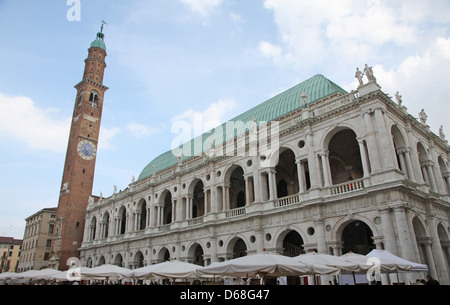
left=90, top=32, right=106, bottom=51
left=138, top=74, right=347, bottom=181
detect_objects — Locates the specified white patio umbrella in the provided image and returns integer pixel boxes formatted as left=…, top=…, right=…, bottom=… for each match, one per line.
left=17, top=268, right=62, bottom=280
left=80, top=264, right=133, bottom=280
left=132, top=260, right=201, bottom=279
left=366, top=249, right=428, bottom=272
left=197, top=252, right=339, bottom=278
left=295, top=252, right=364, bottom=273
left=0, top=272, right=17, bottom=281
left=341, top=252, right=411, bottom=272
left=48, top=267, right=92, bottom=282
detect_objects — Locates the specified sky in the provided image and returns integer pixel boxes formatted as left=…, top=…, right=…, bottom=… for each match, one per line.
left=0, top=0, right=449, bottom=239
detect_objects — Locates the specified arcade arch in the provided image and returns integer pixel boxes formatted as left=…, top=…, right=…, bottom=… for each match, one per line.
left=281, top=230, right=305, bottom=257
left=137, top=199, right=147, bottom=231
left=328, top=129, right=364, bottom=185
left=101, top=212, right=110, bottom=239
left=275, top=148, right=299, bottom=198
left=158, top=247, right=171, bottom=262
left=227, top=166, right=246, bottom=209
left=118, top=206, right=127, bottom=235
left=133, top=251, right=145, bottom=268
left=89, top=216, right=97, bottom=241
left=98, top=255, right=106, bottom=265
left=227, top=237, right=248, bottom=259
left=114, top=253, right=123, bottom=267
left=188, top=243, right=205, bottom=266
left=161, top=190, right=173, bottom=225
left=341, top=220, right=375, bottom=255
left=191, top=179, right=205, bottom=218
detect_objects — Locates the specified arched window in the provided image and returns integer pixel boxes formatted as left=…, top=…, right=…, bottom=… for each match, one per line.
left=89, top=91, right=99, bottom=109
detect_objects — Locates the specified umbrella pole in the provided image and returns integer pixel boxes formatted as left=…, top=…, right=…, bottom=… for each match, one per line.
left=352, top=272, right=356, bottom=285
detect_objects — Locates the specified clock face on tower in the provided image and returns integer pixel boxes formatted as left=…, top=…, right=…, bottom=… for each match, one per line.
left=77, top=139, right=97, bottom=160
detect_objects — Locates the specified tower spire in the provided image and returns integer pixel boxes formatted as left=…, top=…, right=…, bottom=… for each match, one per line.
left=90, top=21, right=107, bottom=51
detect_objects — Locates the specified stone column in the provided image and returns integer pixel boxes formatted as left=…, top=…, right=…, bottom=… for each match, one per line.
left=320, top=151, right=332, bottom=187
left=378, top=208, right=397, bottom=254
left=374, top=108, right=396, bottom=170
left=187, top=196, right=193, bottom=219
left=244, top=176, right=251, bottom=205
left=403, top=148, right=415, bottom=181
left=116, top=217, right=121, bottom=235
left=363, top=111, right=382, bottom=173
left=444, top=173, right=450, bottom=193
left=430, top=144, right=447, bottom=194
left=426, top=163, right=437, bottom=191
left=393, top=206, right=416, bottom=262
left=314, top=219, right=327, bottom=254
left=357, top=138, right=371, bottom=178
left=406, top=122, right=425, bottom=184
left=267, top=169, right=277, bottom=201
left=222, top=184, right=230, bottom=210
left=135, top=212, right=141, bottom=231
left=157, top=205, right=162, bottom=226
left=421, top=238, right=438, bottom=280
left=306, top=131, right=321, bottom=189
left=427, top=216, right=450, bottom=284
left=296, top=159, right=307, bottom=193
left=98, top=221, right=104, bottom=240
left=252, top=168, right=262, bottom=202
left=396, top=149, right=407, bottom=176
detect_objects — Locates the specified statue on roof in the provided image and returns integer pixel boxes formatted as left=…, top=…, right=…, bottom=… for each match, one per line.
left=439, top=125, right=446, bottom=140
left=101, top=20, right=107, bottom=33
left=395, top=91, right=403, bottom=106
left=419, top=109, right=428, bottom=125
left=364, top=64, right=377, bottom=83
left=355, top=67, right=364, bottom=87
left=301, top=92, right=308, bottom=105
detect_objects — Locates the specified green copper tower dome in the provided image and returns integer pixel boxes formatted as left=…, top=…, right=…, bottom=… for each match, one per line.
left=90, top=23, right=106, bottom=51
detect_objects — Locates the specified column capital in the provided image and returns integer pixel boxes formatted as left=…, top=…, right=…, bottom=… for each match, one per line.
left=356, top=137, right=366, bottom=144
left=418, top=237, right=433, bottom=246
left=295, top=158, right=306, bottom=165
left=319, top=150, right=330, bottom=157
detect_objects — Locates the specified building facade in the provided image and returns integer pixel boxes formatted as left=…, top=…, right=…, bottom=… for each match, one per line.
left=0, top=237, right=22, bottom=273
left=79, top=72, right=450, bottom=284
left=17, top=208, right=57, bottom=272
left=49, top=27, right=108, bottom=271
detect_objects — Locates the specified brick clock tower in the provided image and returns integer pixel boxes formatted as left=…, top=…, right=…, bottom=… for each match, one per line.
left=50, top=26, right=108, bottom=270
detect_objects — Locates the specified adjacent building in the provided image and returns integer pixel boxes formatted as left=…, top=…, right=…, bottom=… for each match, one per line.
left=0, top=237, right=22, bottom=273
left=16, top=207, right=57, bottom=272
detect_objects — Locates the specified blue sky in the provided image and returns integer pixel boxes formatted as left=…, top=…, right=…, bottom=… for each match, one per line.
left=1, top=0, right=449, bottom=239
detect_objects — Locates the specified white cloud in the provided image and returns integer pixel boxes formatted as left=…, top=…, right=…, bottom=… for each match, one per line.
left=0, top=92, right=70, bottom=152
left=259, top=41, right=282, bottom=59
left=260, top=0, right=449, bottom=66
left=172, top=98, right=237, bottom=138
left=126, top=122, right=159, bottom=138
left=98, top=126, right=120, bottom=152
left=372, top=37, right=450, bottom=136
left=180, top=0, right=223, bottom=17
